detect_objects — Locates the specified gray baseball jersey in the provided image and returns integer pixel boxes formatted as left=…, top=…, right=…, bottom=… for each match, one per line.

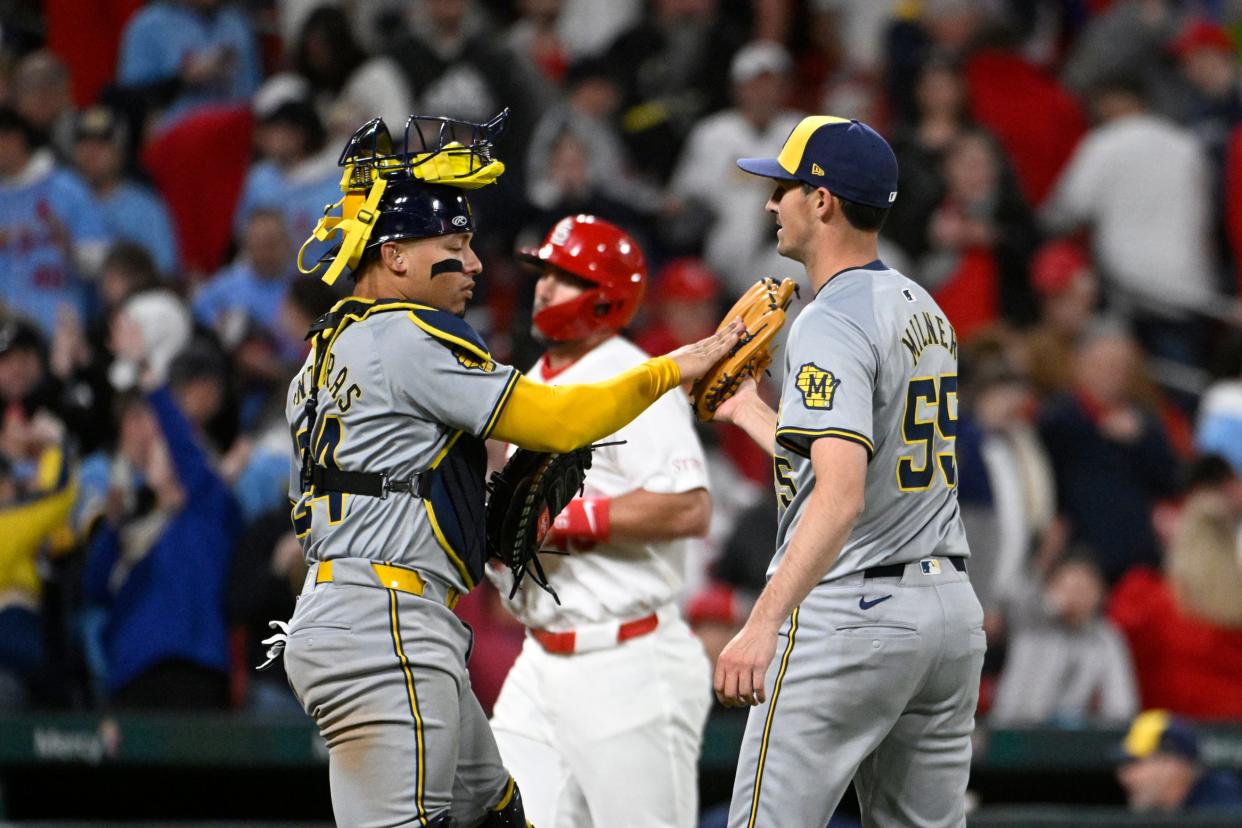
left=728, top=261, right=985, bottom=828
left=769, top=260, right=969, bottom=581
left=285, top=302, right=519, bottom=593
left=281, top=299, right=521, bottom=826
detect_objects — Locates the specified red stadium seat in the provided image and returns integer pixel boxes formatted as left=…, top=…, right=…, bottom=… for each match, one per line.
left=45, top=0, right=144, bottom=106
left=142, top=105, right=254, bottom=276
left=966, top=48, right=1087, bottom=206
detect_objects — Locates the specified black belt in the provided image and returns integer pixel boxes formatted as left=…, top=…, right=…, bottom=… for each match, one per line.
left=309, top=464, right=427, bottom=500
left=863, top=557, right=967, bottom=579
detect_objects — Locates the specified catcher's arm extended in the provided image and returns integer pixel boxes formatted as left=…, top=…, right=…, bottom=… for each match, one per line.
left=490, top=359, right=680, bottom=452
left=490, top=322, right=742, bottom=452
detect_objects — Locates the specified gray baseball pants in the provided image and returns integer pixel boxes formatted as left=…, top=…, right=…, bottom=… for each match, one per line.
left=284, top=560, right=510, bottom=827
left=727, top=557, right=985, bottom=828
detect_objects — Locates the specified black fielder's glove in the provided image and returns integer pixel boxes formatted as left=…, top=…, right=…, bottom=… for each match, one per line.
left=485, top=446, right=600, bottom=603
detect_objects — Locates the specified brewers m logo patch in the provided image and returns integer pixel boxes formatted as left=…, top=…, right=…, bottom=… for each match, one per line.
left=455, top=350, right=494, bottom=372
left=796, top=363, right=841, bottom=409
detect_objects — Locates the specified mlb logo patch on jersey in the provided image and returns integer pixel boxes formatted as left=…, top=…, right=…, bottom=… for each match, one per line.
left=919, top=559, right=941, bottom=575
left=796, top=363, right=841, bottom=409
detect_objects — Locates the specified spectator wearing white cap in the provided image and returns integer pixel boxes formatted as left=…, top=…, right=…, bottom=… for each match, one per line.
left=106, top=287, right=193, bottom=394
left=668, top=41, right=804, bottom=297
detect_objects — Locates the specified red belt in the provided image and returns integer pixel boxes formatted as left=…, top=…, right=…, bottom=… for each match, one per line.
left=530, top=612, right=660, bottom=655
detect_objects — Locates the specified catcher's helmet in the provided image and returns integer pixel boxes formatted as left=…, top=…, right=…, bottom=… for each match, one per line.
left=520, top=215, right=647, bottom=342
left=298, top=110, right=507, bottom=285
left=366, top=182, right=474, bottom=251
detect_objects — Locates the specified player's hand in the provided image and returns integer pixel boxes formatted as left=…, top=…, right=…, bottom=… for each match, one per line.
left=712, top=376, right=760, bottom=424
left=714, top=617, right=779, bottom=708
left=667, top=319, right=743, bottom=382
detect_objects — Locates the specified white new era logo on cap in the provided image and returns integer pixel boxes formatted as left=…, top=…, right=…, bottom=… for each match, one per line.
left=888, top=191, right=897, bottom=202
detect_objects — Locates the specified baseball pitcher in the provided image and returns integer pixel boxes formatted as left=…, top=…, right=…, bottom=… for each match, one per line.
left=712, top=116, right=986, bottom=827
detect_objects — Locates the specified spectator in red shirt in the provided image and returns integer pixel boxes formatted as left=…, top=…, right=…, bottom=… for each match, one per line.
left=964, top=46, right=1087, bottom=206
left=1108, top=455, right=1242, bottom=718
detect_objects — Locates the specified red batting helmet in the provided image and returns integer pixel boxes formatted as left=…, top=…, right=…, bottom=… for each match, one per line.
left=519, top=215, right=647, bottom=342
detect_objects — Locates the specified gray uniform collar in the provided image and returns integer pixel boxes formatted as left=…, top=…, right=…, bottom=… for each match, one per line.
left=815, top=259, right=887, bottom=299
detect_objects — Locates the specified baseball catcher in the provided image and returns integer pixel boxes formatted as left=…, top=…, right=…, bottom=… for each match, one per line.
left=270, top=108, right=742, bottom=828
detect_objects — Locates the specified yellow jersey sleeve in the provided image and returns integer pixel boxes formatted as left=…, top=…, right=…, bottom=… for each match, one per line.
left=490, top=356, right=681, bottom=452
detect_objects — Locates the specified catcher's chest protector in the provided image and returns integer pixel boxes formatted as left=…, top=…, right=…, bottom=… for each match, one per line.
left=422, top=431, right=490, bottom=585
left=300, top=298, right=494, bottom=589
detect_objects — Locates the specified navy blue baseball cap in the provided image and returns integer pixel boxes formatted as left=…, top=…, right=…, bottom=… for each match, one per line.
left=737, top=116, right=899, bottom=209
left=1115, top=710, right=1201, bottom=763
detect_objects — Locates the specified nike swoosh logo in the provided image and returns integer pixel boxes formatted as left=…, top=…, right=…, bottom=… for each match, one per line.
left=582, top=500, right=596, bottom=534
left=859, top=595, right=893, bottom=610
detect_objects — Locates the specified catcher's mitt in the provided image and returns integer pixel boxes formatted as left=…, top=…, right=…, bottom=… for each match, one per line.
left=485, top=446, right=598, bottom=602
left=690, top=277, right=798, bottom=421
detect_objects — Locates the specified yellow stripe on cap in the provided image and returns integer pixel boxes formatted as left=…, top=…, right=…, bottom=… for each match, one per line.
left=1124, top=710, right=1170, bottom=759
left=776, top=116, right=851, bottom=175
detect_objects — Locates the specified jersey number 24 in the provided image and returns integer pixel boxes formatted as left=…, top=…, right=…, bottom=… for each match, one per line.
left=292, top=415, right=348, bottom=535
left=897, top=374, right=957, bottom=491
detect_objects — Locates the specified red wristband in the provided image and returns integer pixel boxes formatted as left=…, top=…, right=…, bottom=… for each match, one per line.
left=551, top=497, right=611, bottom=542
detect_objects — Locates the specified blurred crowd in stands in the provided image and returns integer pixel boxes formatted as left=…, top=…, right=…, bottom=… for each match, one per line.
left=2, top=0, right=1242, bottom=785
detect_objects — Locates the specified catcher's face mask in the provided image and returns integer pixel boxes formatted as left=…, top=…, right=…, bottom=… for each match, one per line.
left=298, top=110, right=508, bottom=286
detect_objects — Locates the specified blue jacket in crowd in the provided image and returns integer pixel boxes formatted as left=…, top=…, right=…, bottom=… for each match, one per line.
left=83, top=388, right=239, bottom=694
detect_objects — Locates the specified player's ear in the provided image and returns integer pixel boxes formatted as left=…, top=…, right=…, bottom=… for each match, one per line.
left=380, top=241, right=406, bottom=276
left=813, top=188, right=833, bottom=221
